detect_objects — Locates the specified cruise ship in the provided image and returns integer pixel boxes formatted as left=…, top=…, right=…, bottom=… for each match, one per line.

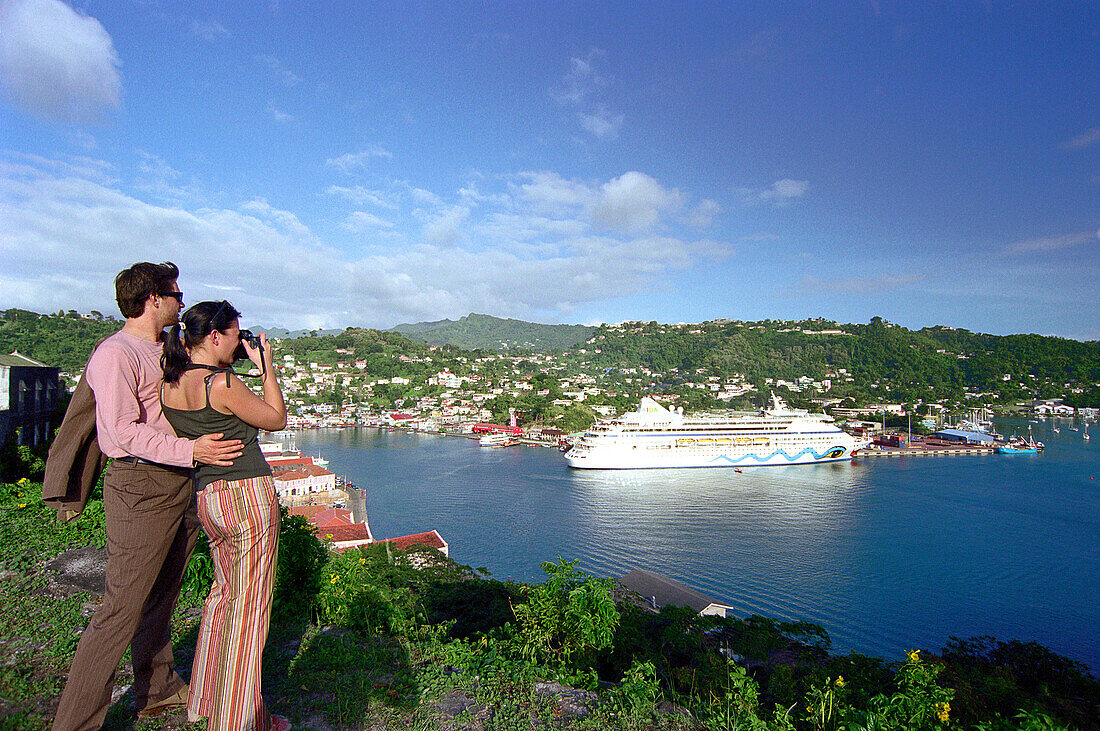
left=564, top=395, right=870, bottom=469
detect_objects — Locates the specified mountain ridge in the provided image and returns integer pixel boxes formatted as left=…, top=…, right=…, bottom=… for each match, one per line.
left=389, top=312, right=596, bottom=351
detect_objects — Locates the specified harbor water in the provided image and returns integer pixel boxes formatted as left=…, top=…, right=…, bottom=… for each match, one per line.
left=292, top=418, right=1100, bottom=672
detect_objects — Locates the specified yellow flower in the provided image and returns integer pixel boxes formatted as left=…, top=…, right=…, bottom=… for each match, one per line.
left=835, top=675, right=845, bottom=687
left=18, top=503, right=27, bottom=508
left=806, top=704, right=814, bottom=715
left=359, top=557, right=366, bottom=564
left=329, top=574, right=339, bottom=584
left=907, top=649, right=921, bottom=663
left=17, top=477, right=28, bottom=485
left=937, top=701, right=950, bottom=722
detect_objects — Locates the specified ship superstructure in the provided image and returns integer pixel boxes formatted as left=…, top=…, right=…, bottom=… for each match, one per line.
left=564, top=394, right=870, bottom=469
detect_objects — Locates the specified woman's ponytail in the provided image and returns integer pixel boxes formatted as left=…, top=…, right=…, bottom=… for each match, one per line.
left=161, top=323, right=190, bottom=384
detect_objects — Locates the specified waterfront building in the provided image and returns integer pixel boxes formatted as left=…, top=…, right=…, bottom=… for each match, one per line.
left=375, top=530, right=450, bottom=558
left=619, top=569, right=734, bottom=618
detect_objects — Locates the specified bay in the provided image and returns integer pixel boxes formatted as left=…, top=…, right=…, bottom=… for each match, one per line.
left=292, top=418, right=1100, bottom=672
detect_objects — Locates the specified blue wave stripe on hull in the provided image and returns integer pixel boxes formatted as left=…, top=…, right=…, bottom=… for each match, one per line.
left=707, top=446, right=849, bottom=465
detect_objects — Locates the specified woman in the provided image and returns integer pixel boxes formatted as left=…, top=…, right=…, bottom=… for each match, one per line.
left=160, top=300, right=289, bottom=731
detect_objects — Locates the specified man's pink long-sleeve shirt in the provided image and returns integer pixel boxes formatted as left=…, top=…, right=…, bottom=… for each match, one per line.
left=84, top=330, right=194, bottom=467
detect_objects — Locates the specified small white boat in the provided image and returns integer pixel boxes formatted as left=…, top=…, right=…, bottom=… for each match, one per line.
left=479, top=432, right=519, bottom=447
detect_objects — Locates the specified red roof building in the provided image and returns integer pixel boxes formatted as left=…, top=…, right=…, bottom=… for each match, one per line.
left=375, top=530, right=449, bottom=557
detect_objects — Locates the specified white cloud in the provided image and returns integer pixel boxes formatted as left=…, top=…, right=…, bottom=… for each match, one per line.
left=591, top=171, right=683, bottom=232
left=1003, top=231, right=1096, bottom=254
left=515, top=171, right=593, bottom=215
left=268, top=102, right=293, bottom=123
left=422, top=205, right=470, bottom=245
left=687, top=199, right=721, bottom=227
left=580, top=107, right=624, bottom=140
left=0, top=155, right=731, bottom=328
left=0, top=0, right=122, bottom=123
left=343, top=211, right=394, bottom=232
left=737, top=178, right=810, bottom=207
left=325, top=185, right=398, bottom=209
left=190, top=20, right=230, bottom=43
left=325, top=148, right=394, bottom=173
left=554, top=50, right=624, bottom=141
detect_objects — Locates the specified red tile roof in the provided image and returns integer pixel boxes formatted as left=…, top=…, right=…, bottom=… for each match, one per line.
left=316, top=523, right=373, bottom=544
left=377, top=530, right=448, bottom=552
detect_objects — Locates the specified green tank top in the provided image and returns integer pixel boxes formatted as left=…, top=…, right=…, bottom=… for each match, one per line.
left=161, top=370, right=271, bottom=492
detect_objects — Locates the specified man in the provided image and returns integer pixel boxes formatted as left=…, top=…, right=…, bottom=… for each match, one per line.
left=52, top=262, right=243, bottom=731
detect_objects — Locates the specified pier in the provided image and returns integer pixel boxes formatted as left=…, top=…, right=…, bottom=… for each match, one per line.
left=859, top=445, right=995, bottom=457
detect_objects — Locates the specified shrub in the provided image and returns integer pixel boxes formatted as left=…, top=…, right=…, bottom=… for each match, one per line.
left=272, top=509, right=328, bottom=621
left=511, top=558, right=620, bottom=678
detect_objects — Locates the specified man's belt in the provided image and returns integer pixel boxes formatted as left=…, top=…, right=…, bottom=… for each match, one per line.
left=112, top=456, right=190, bottom=472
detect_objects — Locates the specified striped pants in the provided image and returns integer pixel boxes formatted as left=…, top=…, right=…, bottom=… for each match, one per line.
left=188, top=476, right=280, bottom=731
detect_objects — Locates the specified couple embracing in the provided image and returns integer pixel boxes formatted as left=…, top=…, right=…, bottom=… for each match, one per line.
left=45, top=262, right=289, bottom=731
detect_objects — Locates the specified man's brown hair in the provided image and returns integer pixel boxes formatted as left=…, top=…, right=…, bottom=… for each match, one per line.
left=114, top=261, right=179, bottom=319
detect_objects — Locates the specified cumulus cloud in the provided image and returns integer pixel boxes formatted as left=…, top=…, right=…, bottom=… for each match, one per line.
left=591, top=171, right=683, bottom=232
left=687, top=199, right=721, bottom=227
left=422, top=205, right=471, bottom=245
left=737, top=178, right=809, bottom=207
left=0, top=0, right=122, bottom=123
left=0, top=155, right=730, bottom=328
left=516, top=171, right=593, bottom=215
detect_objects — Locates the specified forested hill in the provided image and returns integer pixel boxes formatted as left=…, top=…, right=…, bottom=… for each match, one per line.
left=5, top=308, right=1099, bottom=407
left=0, top=309, right=121, bottom=373
left=579, top=317, right=1100, bottom=406
left=390, top=313, right=595, bottom=351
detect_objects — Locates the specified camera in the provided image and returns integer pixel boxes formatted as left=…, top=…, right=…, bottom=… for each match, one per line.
left=233, top=329, right=263, bottom=363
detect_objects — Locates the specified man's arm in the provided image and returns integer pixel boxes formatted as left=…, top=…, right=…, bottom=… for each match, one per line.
left=86, top=342, right=241, bottom=466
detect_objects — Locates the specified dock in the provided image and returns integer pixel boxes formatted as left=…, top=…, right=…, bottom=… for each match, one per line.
left=859, top=445, right=995, bottom=457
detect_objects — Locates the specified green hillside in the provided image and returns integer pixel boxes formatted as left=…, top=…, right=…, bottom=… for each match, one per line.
left=390, top=313, right=595, bottom=351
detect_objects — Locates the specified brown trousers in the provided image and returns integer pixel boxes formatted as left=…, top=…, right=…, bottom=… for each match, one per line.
left=52, top=460, right=201, bottom=731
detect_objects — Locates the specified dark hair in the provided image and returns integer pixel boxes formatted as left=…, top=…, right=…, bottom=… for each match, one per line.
left=115, top=261, right=179, bottom=318
left=161, top=300, right=242, bottom=384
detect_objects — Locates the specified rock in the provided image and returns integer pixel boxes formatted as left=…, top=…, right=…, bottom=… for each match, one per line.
left=46, top=547, right=107, bottom=597
left=532, top=680, right=600, bottom=719
left=420, top=689, right=492, bottom=731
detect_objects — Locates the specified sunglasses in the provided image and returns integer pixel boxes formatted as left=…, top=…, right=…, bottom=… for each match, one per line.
left=158, top=291, right=184, bottom=303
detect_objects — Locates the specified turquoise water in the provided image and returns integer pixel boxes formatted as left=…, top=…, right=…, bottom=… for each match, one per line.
left=292, top=418, right=1100, bottom=671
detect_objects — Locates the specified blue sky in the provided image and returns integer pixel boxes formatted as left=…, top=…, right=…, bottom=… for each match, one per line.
left=1, top=1, right=1097, bottom=339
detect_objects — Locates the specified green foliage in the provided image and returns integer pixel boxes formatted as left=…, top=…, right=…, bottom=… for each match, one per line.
left=0, top=308, right=118, bottom=373
left=0, top=435, right=48, bottom=483
left=180, top=530, right=214, bottom=599
left=272, top=509, right=328, bottom=621
left=511, top=558, right=620, bottom=676
left=940, top=635, right=1100, bottom=729
left=717, top=615, right=832, bottom=663
left=863, top=650, right=954, bottom=730
left=702, top=658, right=770, bottom=731
left=608, top=658, right=661, bottom=724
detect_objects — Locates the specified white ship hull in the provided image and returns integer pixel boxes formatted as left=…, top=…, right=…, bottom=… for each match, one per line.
left=564, top=395, right=869, bottom=470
